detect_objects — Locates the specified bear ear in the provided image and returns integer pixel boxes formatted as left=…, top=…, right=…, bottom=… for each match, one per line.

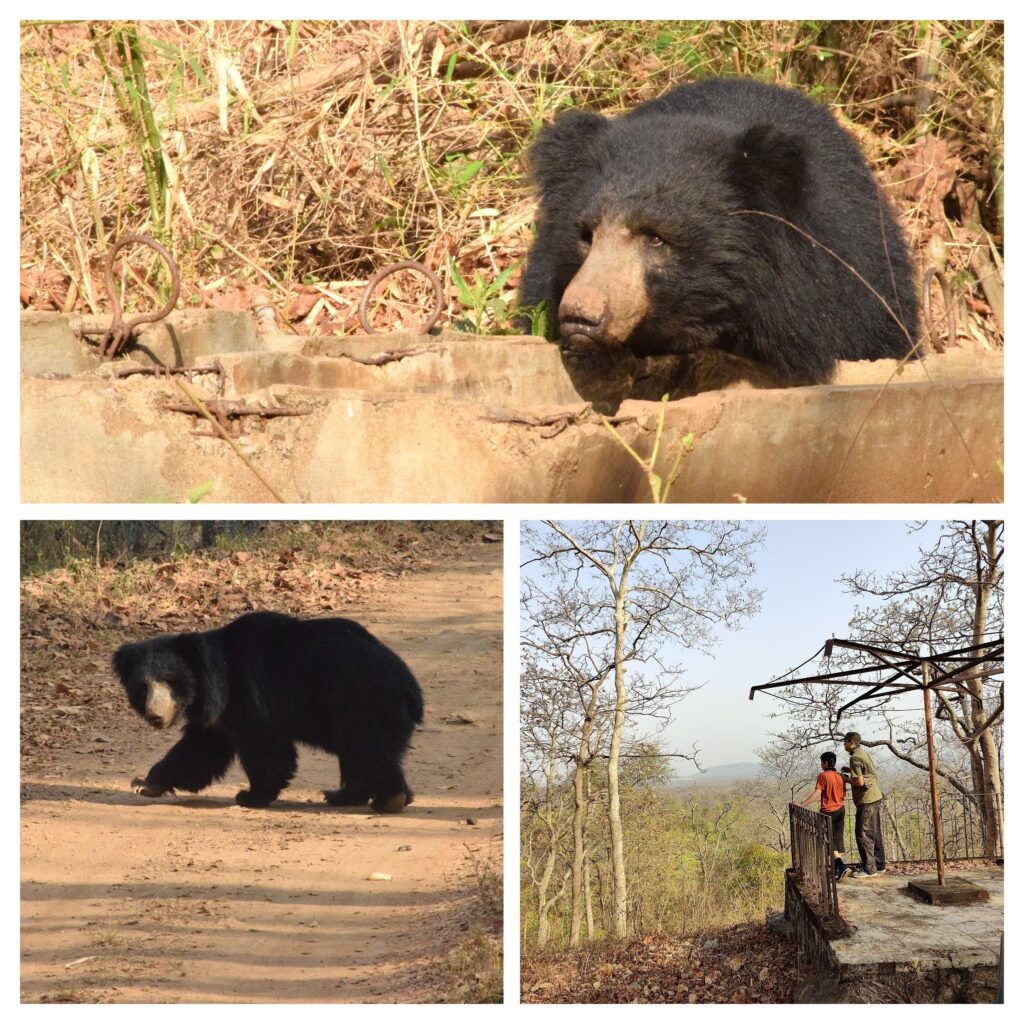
left=528, top=108, right=608, bottom=199
left=112, top=642, right=141, bottom=680
left=729, top=124, right=808, bottom=212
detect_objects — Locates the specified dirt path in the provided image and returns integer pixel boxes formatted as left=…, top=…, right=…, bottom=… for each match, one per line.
left=21, top=548, right=503, bottom=1003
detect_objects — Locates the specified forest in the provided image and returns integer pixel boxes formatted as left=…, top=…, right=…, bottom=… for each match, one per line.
left=520, top=520, right=1003, bottom=1003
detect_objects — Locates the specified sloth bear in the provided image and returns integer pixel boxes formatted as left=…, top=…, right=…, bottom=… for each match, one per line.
left=520, top=77, right=919, bottom=384
left=113, top=611, right=424, bottom=813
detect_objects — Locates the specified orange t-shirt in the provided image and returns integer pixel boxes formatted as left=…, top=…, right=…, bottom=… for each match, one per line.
left=816, top=770, right=846, bottom=812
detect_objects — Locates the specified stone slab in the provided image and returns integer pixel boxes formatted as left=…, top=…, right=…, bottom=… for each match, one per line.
left=907, top=876, right=991, bottom=905
left=833, top=867, right=1003, bottom=968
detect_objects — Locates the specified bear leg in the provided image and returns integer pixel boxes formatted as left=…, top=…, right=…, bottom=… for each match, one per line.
left=324, top=755, right=373, bottom=806
left=132, top=776, right=173, bottom=797
left=235, top=738, right=297, bottom=808
left=137, top=726, right=235, bottom=796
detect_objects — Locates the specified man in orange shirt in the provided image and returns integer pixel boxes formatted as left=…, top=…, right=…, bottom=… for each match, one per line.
left=799, top=751, right=851, bottom=880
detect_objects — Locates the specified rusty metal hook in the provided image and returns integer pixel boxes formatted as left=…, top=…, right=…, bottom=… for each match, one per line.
left=98, top=233, right=181, bottom=359
left=922, top=265, right=958, bottom=354
left=357, top=260, right=444, bottom=335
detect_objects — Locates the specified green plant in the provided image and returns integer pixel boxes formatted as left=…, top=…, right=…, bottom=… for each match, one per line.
left=601, top=395, right=696, bottom=502
left=188, top=481, right=214, bottom=503
left=434, top=153, right=486, bottom=197
left=91, top=23, right=169, bottom=234
left=450, top=259, right=522, bottom=334
left=514, top=300, right=551, bottom=339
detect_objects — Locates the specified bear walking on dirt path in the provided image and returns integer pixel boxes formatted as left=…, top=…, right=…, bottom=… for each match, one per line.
left=113, top=611, right=424, bottom=813
left=521, top=77, right=919, bottom=384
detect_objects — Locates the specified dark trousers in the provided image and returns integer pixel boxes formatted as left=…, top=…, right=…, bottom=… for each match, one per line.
left=855, top=799, right=886, bottom=873
left=823, top=806, right=847, bottom=877
left=823, top=806, right=846, bottom=855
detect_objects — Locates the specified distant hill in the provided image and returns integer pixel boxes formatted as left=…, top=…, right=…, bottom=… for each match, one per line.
left=672, top=762, right=763, bottom=786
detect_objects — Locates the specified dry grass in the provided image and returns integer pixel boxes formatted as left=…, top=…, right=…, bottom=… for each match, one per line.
left=440, top=846, right=504, bottom=1003
left=20, top=20, right=1003, bottom=348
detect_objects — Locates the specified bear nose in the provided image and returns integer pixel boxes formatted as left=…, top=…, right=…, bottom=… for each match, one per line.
left=145, top=713, right=165, bottom=728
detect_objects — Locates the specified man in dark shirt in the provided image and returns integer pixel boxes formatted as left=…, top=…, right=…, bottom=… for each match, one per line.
left=842, top=731, right=886, bottom=877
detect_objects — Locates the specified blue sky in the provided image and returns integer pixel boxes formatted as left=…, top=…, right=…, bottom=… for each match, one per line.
left=522, top=519, right=948, bottom=770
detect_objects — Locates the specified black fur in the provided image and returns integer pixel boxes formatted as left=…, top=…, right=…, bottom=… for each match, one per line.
left=113, top=611, right=424, bottom=812
left=521, top=77, right=919, bottom=383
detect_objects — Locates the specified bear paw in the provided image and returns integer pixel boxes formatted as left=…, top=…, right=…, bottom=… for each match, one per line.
left=131, top=776, right=173, bottom=798
left=235, top=789, right=273, bottom=808
left=371, top=789, right=413, bottom=814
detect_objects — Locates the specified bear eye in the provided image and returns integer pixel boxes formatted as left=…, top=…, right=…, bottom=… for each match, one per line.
left=642, top=230, right=666, bottom=248
left=579, top=225, right=593, bottom=247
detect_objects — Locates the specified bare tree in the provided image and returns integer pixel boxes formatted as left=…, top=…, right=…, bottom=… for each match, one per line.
left=521, top=574, right=688, bottom=944
left=522, top=520, right=764, bottom=940
left=520, top=653, right=574, bottom=948
left=753, top=741, right=813, bottom=851
left=521, top=576, right=613, bottom=946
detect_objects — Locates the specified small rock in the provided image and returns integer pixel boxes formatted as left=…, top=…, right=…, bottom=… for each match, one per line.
left=443, top=712, right=478, bottom=725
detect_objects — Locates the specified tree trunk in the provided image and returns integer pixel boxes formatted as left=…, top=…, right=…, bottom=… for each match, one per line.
left=569, top=687, right=599, bottom=946
left=607, top=587, right=630, bottom=939
left=970, top=520, right=1004, bottom=856
left=532, top=732, right=566, bottom=948
left=583, top=856, right=595, bottom=939
left=535, top=846, right=556, bottom=948
left=569, top=754, right=586, bottom=946
left=605, top=520, right=646, bottom=939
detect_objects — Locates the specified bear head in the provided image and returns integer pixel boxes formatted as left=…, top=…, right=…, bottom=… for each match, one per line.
left=113, top=636, right=210, bottom=730
left=527, top=107, right=810, bottom=358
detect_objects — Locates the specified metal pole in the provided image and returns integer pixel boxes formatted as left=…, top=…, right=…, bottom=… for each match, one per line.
left=921, top=657, right=946, bottom=885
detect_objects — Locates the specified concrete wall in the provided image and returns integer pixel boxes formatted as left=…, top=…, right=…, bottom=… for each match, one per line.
left=20, top=315, right=1004, bottom=503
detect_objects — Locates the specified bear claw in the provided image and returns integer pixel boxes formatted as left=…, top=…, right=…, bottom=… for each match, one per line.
left=131, top=776, right=173, bottom=797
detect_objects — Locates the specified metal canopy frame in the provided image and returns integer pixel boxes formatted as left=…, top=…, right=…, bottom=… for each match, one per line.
left=749, top=636, right=1004, bottom=886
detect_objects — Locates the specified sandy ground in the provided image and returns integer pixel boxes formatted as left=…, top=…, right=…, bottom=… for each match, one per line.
left=20, top=548, right=503, bottom=1003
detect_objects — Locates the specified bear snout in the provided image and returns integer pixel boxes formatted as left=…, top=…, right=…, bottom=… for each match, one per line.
left=144, top=679, right=180, bottom=729
left=558, top=217, right=650, bottom=348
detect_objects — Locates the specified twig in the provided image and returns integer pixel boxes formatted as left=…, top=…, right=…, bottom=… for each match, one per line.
left=335, top=345, right=438, bottom=366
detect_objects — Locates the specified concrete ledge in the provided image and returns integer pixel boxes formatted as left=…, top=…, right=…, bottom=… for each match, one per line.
left=20, top=316, right=1004, bottom=503
left=788, top=867, right=1002, bottom=1003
